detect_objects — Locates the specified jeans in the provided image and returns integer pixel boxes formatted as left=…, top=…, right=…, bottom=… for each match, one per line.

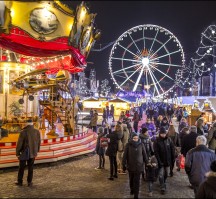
left=148, top=181, right=153, bottom=192
left=109, top=156, right=117, bottom=177
left=158, top=166, right=169, bottom=189
left=99, top=154, right=105, bottom=168
left=18, top=158, right=35, bottom=183
left=129, top=171, right=141, bottom=199
left=117, top=151, right=124, bottom=171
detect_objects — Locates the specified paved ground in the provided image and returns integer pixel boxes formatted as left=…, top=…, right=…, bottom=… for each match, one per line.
left=0, top=152, right=194, bottom=198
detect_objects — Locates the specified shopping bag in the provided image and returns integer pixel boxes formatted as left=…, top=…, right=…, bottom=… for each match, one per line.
left=176, top=154, right=185, bottom=169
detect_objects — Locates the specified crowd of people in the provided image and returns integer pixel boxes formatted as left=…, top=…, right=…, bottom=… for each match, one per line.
left=93, top=102, right=216, bottom=199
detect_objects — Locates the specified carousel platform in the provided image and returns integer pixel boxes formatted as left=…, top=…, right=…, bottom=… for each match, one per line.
left=0, top=127, right=97, bottom=169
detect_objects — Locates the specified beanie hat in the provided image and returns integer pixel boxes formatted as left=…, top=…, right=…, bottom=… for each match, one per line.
left=159, top=127, right=167, bottom=134
left=210, top=160, right=216, bottom=172
left=98, top=127, right=104, bottom=134
left=190, top=126, right=197, bottom=133
left=131, top=132, right=138, bottom=138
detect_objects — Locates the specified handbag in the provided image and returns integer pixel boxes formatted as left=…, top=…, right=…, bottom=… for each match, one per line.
left=19, top=132, right=30, bottom=161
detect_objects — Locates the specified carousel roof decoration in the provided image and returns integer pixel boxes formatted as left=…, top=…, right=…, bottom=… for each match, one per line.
left=192, top=99, right=201, bottom=110
left=0, top=0, right=101, bottom=74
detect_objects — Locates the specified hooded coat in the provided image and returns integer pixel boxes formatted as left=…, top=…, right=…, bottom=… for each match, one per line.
left=122, top=139, right=148, bottom=172
left=196, top=171, right=216, bottom=198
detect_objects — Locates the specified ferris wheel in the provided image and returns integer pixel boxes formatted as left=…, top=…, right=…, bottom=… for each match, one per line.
left=108, top=24, right=185, bottom=98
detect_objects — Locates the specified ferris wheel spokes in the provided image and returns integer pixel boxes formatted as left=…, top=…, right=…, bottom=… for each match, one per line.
left=111, top=57, right=140, bottom=63
left=128, top=34, right=141, bottom=53
left=112, top=63, right=141, bottom=74
left=132, top=66, right=145, bottom=91
left=143, top=28, right=146, bottom=50
left=150, top=61, right=182, bottom=68
left=149, top=68, right=165, bottom=93
left=120, top=66, right=142, bottom=87
left=149, top=37, right=172, bottom=59
left=150, top=49, right=182, bottom=61
left=147, top=66, right=160, bottom=96
left=118, top=43, right=139, bottom=57
left=149, top=30, right=159, bottom=53
left=149, top=65, right=174, bottom=80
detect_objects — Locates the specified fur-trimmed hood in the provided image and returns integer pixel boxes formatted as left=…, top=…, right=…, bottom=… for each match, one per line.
left=205, top=171, right=216, bottom=178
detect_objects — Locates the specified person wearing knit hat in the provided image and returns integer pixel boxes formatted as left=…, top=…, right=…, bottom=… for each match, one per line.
left=153, top=125, right=175, bottom=195
left=123, top=131, right=148, bottom=199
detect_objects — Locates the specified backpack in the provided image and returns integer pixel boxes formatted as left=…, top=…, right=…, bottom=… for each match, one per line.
left=100, top=137, right=110, bottom=148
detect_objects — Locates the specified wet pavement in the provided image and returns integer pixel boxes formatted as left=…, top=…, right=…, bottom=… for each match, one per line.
left=0, top=152, right=194, bottom=198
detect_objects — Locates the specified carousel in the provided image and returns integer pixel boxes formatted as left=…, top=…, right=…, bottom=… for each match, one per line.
left=0, top=0, right=101, bottom=168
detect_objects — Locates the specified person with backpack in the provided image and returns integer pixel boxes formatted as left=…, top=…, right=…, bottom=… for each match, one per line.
left=95, top=127, right=106, bottom=170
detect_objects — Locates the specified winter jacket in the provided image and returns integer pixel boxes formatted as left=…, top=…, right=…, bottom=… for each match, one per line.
left=105, top=131, right=119, bottom=157
left=207, top=127, right=216, bottom=151
left=139, top=134, right=154, bottom=159
left=185, top=145, right=216, bottom=187
left=196, top=171, right=216, bottom=199
left=153, top=136, right=175, bottom=168
left=140, top=123, right=156, bottom=139
left=95, top=133, right=106, bottom=155
left=118, top=127, right=129, bottom=152
left=90, top=113, right=98, bottom=126
left=197, top=127, right=205, bottom=136
left=16, top=125, right=41, bottom=158
left=122, top=140, right=148, bottom=172
left=181, top=131, right=199, bottom=157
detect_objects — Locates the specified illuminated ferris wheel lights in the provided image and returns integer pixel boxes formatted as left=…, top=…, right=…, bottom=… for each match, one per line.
left=214, top=64, right=216, bottom=67
left=201, top=62, right=205, bottom=66
left=142, top=57, right=149, bottom=66
left=208, top=68, right=211, bottom=71
left=212, top=30, right=215, bottom=34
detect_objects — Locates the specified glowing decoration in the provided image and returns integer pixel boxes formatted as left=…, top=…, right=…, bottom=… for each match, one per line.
left=192, top=100, right=200, bottom=109
left=108, top=24, right=185, bottom=98
left=200, top=98, right=216, bottom=113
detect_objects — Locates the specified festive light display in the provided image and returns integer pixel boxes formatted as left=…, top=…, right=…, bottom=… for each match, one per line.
left=100, top=79, right=111, bottom=97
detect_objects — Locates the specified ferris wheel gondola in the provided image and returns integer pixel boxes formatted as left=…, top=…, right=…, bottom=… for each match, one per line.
left=108, top=24, right=185, bottom=98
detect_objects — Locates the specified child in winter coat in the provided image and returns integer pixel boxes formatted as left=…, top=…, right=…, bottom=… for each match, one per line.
left=145, top=155, right=159, bottom=197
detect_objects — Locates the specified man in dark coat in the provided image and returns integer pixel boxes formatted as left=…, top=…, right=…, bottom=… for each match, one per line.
left=15, top=119, right=41, bottom=186
left=185, top=135, right=216, bottom=195
left=153, top=127, right=175, bottom=195
left=181, top=126, right=199, bottom=157
left=123, top=133, right=148, bottom=199
left=196, top=160, right=216, bottom=198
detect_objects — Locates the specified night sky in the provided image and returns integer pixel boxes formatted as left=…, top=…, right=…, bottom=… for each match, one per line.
left=64, top=1, right=216, bottom=89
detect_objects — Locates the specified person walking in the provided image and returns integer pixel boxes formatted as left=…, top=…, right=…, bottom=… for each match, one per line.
left=15, top=119, right=41, bottom=187
left=117, top=124, right=129, bottom=174
left=196, top=160, right=216, bottom=198
left=123, top=133, right=148, bottom=199
left=139, top=127, right=154, bottom=180
left=207, top=122, right=216, bottom=153
left=105, top=126, right=120, bottom=180
left=167, top=124, right=180, bottom=176
left=185, top=135, right=216, bottom=195
left=181, top=126, right=199, bottom=158
left=153, top=127, right=175, bottom=195
left=132, top=111, right=140, bottom=133
left=95, top=127, right=106, bottom=170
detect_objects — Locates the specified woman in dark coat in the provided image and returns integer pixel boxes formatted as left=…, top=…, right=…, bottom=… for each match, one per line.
left=95, top=127, right=106, bottom=170
left=196, top=160, right=216, bottom=198
left=123, top=133, right=148, bottom=199
left=105, top=127, right=119, bottom=180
